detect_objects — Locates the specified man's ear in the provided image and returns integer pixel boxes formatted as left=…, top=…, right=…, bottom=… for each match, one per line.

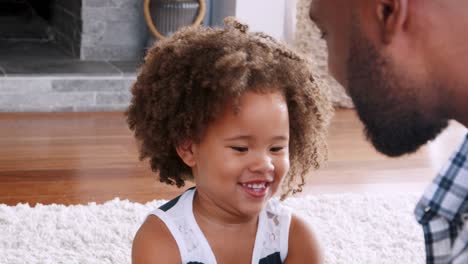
left=175, top=142, right=197, bottom=167
left=376, top=0, right=408, bottom=44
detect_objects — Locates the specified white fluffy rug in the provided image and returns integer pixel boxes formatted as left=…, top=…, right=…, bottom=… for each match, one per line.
left=0, top=194, right=425, bottom=264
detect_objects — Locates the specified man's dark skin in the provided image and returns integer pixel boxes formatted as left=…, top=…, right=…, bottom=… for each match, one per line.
left=309, top=0, right=468, bottom=157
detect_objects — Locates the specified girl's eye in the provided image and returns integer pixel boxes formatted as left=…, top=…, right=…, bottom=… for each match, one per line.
left=230, top=146, right=248, bottom=152
left=270, top=147, right=284, bottom=153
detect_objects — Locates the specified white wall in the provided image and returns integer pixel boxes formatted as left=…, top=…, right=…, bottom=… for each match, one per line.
left=211, top=0, right=298, bottom=43
left=235, top=0, right=286, bottom=41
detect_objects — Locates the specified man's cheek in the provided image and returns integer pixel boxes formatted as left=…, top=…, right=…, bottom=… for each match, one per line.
left=328, top=50, right=347, bottom=88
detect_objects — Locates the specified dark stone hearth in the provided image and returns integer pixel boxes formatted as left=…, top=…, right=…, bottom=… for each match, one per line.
left=2, top=60, right=121, bottom=77
left=109, top=61, right=143, bottom=76
left=0, top=41, right=68, bottom=61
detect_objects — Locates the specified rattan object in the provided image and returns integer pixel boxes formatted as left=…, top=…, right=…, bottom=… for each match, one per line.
left=144, top=0, right=206, bottom=40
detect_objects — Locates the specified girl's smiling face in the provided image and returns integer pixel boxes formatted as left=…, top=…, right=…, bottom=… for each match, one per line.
left=177, top=90, right=290, bottom=218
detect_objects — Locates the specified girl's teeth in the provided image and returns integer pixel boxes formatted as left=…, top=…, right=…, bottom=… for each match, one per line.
left=242, top=183, right=266, bottom=189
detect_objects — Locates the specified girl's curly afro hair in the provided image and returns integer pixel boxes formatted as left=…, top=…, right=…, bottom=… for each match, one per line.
left=126, top=17, right=333, bottom=199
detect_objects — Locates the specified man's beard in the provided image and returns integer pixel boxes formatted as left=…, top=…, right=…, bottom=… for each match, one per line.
left=346, top=23, right=448, bottom=157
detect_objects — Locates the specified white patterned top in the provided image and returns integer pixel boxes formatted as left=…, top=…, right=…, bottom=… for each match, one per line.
left=150, top=187, right=292, bottom=264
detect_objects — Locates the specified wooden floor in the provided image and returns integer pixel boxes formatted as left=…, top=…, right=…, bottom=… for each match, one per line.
left=0, top=110, right=466, bottom=206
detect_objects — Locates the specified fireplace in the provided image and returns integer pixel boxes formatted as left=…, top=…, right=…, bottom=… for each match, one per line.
left=0, top=0, right=54, bottom=41
left=0, top=0, right=148, bottom=61
left=0, top=0, right=214, bottom=112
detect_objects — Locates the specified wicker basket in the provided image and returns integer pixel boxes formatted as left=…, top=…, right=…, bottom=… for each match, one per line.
left=144, top=0, right=206, bottom=40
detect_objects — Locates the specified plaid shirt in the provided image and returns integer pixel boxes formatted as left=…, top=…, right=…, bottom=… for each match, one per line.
left=415, top=133, right=468, bottom=264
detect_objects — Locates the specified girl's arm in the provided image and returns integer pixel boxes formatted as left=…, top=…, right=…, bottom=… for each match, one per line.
left=284, top=214, right=322, bottom=264
left=132, top=216, right=181, bottom=264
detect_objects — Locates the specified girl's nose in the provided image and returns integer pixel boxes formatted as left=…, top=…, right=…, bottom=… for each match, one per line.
left=249, top=153, right=274, bottom=173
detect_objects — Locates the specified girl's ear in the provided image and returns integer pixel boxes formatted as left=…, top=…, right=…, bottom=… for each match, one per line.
left=175, top=141, right=197, bottom=167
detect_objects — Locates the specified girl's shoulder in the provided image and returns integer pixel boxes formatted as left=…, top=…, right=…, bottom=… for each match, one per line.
left=132, top=215, right=181, bottom=263
left=132, top=189, right=195, bottom=264
left=263, top=199, right=322, bottom=263
left=284, top=213, right=322, bottom=264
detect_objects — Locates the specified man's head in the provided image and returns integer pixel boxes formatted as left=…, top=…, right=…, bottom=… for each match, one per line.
left=309, top=0, right=468, bottom=156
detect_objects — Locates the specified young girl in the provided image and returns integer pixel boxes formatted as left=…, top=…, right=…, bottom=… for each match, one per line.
left=127, top=17, right=332, bottom=264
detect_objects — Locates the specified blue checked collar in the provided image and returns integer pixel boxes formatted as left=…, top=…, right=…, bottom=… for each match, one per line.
left=415, top=133, right=468, bottom=224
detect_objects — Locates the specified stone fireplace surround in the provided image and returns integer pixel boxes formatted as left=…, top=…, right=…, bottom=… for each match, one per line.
left=0, top=0, right=243, bottom=112
left=0, top=0, right=148, bottom=60
left=0, top=0, right=150, bottom=112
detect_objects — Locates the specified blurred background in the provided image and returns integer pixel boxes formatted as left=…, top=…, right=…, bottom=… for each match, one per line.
left=0, top=0, right=466, bottom=206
